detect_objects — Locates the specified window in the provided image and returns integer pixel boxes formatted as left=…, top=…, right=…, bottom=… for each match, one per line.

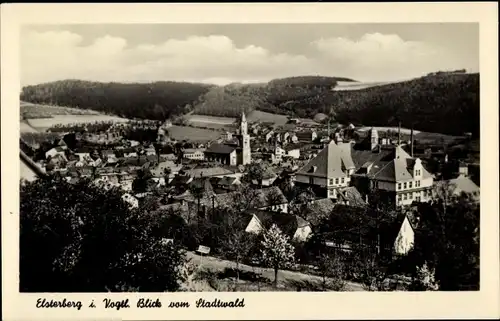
left=416, top=170, right=421, bottom=176
left=404, top=182, right=407, bottom=189
left=403, top=193, right=407, bottom=200
left=341, top=177, right=345, bottom=184
left=398, top=183, right=402, bottom=190
left=329, top=179, right=333, bottom=185
left=416, top=180, right=420, bottom=187
left=409, top=181, right=412, bottom=188
left=416, top=196, right=421, bottom=202
left=335, top=178, right=339, bottom=184
left=398, top=194, right=402, bottom=201
left=409, top=193, right=413, bottom=199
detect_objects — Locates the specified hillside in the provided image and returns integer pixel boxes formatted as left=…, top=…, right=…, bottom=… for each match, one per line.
left=20, top=73, right=479, bottom=136
left=193, top=76, right=354, bottom=118
left=195, top=73, right=479, bottom=136
left=20, top=80, right=214, bottom=121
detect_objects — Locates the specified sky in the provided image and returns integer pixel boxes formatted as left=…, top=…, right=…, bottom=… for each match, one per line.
left=20, top=23, right=479, bottom=86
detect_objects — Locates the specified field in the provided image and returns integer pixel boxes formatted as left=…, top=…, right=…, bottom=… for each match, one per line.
left=247, top=110, right=289, bottom=125
left=187, top=110, right=291, bottom=128
left=186, top=114, right=237, bottom=130
left=20, top=101, right=101, bottom=118
left=357, top=126, right=464, bottom=145
left=168, top=125, right=222, bottom=142
left=357, top=126, right=421, bottom=135
left=333, top=80, right=410, bottom=91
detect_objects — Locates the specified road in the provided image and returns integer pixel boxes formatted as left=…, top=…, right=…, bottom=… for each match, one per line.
left=186, top=251, right=365, bottom=292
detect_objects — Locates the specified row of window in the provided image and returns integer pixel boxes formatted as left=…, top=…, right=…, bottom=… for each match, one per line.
left=398, top=189, right=431, bottom=202
left=329, top=177, right=345, bottom=185
left=398, top=180, right=421, bottom=190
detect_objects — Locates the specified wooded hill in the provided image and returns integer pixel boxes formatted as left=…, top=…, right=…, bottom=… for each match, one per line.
left=20, top=80, right=214, bottom=120
left=20, top=73, right=479, bottom=136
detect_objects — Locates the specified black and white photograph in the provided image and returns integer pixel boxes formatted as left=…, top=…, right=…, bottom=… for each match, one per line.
left=17, top=21, right=483, bottom=294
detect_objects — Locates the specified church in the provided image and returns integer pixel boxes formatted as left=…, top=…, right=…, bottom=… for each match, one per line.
left=204, top=113, right=251, bottom=166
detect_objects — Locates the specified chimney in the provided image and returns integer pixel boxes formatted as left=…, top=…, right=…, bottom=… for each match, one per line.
left=397, top=121, right=401, bottom=146
left=410, top=126, right=414, bottom=157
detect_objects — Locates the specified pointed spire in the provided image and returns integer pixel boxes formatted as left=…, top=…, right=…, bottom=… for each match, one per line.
left=241, top=112, right=246, bottom=123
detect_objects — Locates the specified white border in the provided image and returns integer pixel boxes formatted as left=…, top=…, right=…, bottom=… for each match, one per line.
left=2, top=3, right=499, bottom=320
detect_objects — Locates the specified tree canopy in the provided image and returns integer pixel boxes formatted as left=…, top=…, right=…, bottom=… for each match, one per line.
left=20, top=176, right=186, bottom=292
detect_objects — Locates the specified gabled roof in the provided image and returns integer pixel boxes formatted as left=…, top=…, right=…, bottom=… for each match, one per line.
left=448, top=175, right=480, bottom=195
left=370, top=146, right=432, bottom=182
left=250, top=210, right=310, bottom=238
left=296, top=141, right=355, bottom=178
left=337, top=186, right=367, bottom=207
left=306, top=198, right=335, bottom=227
left=185, top=166, right=234, bottom=178
left=205, top=143, right=236, bottom=154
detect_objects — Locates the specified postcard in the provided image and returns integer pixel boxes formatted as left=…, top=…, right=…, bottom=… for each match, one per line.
left=1, top=2, right=499, bottom=320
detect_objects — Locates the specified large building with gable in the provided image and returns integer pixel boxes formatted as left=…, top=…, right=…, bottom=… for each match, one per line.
left=204, top=113, right=251, bottom=166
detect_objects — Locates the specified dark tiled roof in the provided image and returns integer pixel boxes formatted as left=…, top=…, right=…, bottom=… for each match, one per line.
left=251, top=210, right=310, bottom=238
left=337, top=186, right=367, bottom=207
left=205, top=143, right=236, bottom=155
left=305, top=198, right=335, bottom=227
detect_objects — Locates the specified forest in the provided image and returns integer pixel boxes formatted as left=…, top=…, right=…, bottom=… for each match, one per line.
left=20, top=73, right=479, bottom=137
left=21, top=80, right=213, bottom=121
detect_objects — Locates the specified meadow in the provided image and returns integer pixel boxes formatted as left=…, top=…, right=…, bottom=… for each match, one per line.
left=168, top=125, right=222, bottom=143
left=26, top=115, right=129, bottom=132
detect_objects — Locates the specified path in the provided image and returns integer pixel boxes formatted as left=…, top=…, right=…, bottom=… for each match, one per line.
left=186, top=251, right=365, bottom=291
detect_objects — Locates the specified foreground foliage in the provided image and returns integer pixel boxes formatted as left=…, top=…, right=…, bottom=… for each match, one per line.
left=20, top=177, right=186, bottom=292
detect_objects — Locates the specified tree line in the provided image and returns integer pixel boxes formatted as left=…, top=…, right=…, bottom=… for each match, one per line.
left=21, top=80, right=213, bottom=121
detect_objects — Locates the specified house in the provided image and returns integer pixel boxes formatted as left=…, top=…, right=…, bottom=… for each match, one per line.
left=184, top=166, right=237, bottom=179
left=204, top=113, right=251, bottom=166
left=336, top=186, right=367, bottom=207
left=101, top=149, right=116, bottom=159
left=317, top=204, right=416, bottom=257
left=122, top=193, right=139, bottom=209
left=183, top=148, right=206, bottom=160
left=214, top=176, right=241, bottom=191
left=204, top=143, right=238, bottom=166
left=284, top=144, right=301, bottom=159
left=264, top=130, right=275, bottom=143
left=271, top=145, right=286, bottom=164
left=244, top=210, right=312, bottom=242
left=150, top=161, right=183, bottom=179
left=144, top=146, right=156, bottom=156
left=300, top=198, right=336, bottom=228
left=214, top=186, right=289, bottom=213
left=45, top=146, right=67, bottom=161
left=296, top=130, right=317, bottom=142
left=367, top=146, right=434, bottom=207
left=295, top=140, right=355, bottom=199
left=446, top=175, right=480, bottom=203
left=392, top=214, right=416, bottom=256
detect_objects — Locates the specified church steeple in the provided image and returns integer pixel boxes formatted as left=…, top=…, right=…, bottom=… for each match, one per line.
left=240, top=111, right=251, bottom=165
left=240, top=112, right=248, bottom=136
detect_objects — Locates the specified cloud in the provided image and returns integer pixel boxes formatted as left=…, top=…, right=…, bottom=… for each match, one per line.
left=21, top=31, right=312, bottom=86
left=21, top=30, right=473, bottom=86
left=310, top=33, right=457, bottom=81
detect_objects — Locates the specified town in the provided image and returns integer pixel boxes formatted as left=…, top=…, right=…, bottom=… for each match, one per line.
left=20, top=108, right=480, bottom=292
